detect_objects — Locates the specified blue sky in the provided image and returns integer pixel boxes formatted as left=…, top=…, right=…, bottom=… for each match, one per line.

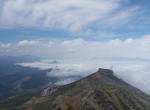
left=0, top=0, right=150, bottom=60
left=0, top=0, right=150, bottom=42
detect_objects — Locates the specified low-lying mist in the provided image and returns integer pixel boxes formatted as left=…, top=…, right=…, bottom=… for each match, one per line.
left=18, top=58, right=150, bottom=95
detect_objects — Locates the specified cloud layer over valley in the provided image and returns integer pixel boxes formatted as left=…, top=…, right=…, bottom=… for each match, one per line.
left=18, top=57, right=150, bottom=95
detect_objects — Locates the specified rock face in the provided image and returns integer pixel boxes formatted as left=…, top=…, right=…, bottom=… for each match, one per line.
left=41, top=85, right=58, bottom=97
left=24, top=68, right=150, bottom=110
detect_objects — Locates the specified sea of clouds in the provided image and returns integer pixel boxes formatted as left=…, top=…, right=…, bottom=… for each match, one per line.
left=18, top=58, right=150, bottom=95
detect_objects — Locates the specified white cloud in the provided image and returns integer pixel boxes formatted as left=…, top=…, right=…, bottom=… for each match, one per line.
left=0, top=43, right=11, bottom=48
left=17, top=58, right=150, bottom=95
left=0, top=35, right=150, bottom=59
left=62, top=38, right=87, bottom=47
left=55, top=77, right=79, bottom=85
left=0, top=0, right=140, bottom=33
left=18, top=62, right=53, bottom=70
left=17, top=40, right=38, bottom=47
left=18, top=61, right=93, bottom=77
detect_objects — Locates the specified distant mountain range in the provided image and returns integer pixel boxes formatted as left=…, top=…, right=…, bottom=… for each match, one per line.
left=21, top=68, right=150, bottom=110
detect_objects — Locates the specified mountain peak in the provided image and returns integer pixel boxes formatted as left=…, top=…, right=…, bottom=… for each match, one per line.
left=89, top=68, right=114, bottom=80
left=97, top=68, right=113, bottom=75
left=22, top=68, right=150, bottom=110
